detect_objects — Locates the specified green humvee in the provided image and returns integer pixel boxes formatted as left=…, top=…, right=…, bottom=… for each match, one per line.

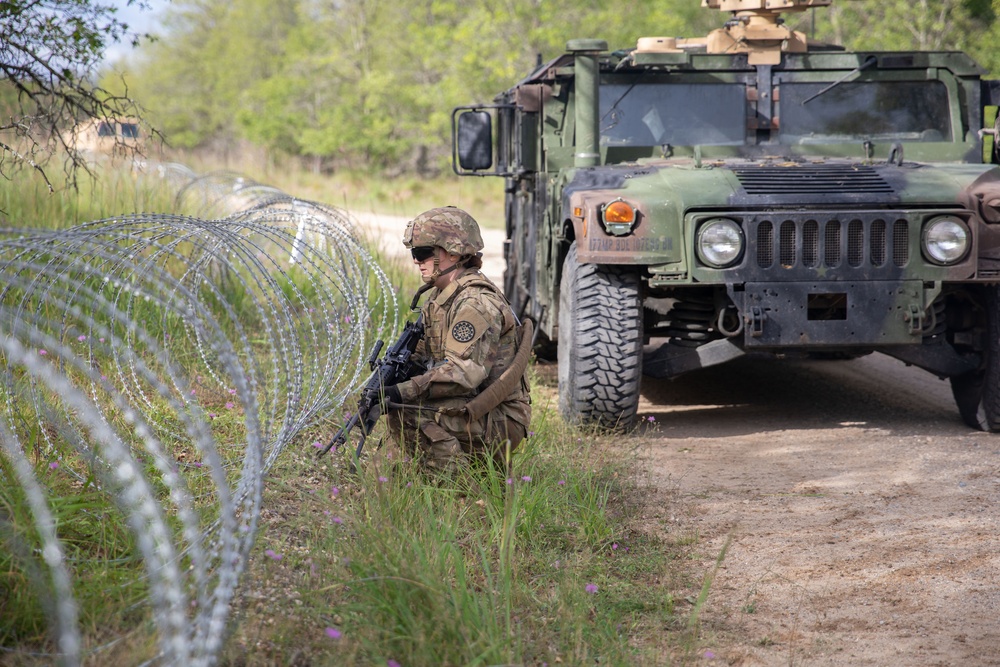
left=452, top=0, right=1000, bottom=431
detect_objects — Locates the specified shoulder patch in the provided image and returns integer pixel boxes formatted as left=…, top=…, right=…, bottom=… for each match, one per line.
left=452, top=320, right=476, bottom=343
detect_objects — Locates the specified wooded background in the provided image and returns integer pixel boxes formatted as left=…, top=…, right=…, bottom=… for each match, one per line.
left=106, top=0, right=1000, bottom=175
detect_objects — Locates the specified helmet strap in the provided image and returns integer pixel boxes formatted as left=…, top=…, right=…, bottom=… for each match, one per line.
left=410, top=258, right=466, bottom=310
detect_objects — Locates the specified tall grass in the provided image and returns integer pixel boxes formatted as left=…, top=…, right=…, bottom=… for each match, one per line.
left=221, top=404, right=684, bottom=666
left=0, top=166, right=182, bottom=228
left=166, top=149, right=508, bottom=230
left=0, top=161, right=707, bottom=665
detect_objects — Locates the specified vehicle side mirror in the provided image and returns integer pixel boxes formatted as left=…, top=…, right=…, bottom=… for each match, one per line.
left=456, top=111, right=493, bottom=171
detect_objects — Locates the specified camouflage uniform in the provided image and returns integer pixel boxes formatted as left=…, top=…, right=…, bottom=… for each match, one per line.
left=387, top=207, right=532, bottom=469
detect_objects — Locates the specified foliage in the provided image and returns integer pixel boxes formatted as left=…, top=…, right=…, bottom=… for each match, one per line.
left=107, top=0, right=1000, bottom=176
left=107, top=0, right=727, bottom=174
left=0, top=0, right=154, bottom=189
left=0, top=167, right=180, bottom=228
left=221, top=411, right=685, bottom=666
left=0, top=166, right=699, bottom=665
left=811, top=0, right=992, bottom=51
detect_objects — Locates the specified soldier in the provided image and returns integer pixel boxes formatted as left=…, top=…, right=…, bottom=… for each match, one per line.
left=382, top=206, right=532, bottom=471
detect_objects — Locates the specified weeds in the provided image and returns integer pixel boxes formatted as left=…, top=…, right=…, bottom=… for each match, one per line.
left=0, top=161, right=716, bottom=665
left=221, top=414, right=685, bottom=666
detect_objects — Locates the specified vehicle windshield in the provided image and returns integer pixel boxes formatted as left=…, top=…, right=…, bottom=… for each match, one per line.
left=599, top=82, right=746, bottom=147
left=779, top=80, right=951, bottom=143
left=597, top=78, right=952, bottom=148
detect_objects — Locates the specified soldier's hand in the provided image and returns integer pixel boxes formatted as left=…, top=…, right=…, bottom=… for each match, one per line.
left=379, top=384, right=402, bottom=410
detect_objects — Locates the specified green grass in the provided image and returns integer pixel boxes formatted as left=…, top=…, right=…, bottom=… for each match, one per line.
left=220, top=398, right=687, bottom=666
left=0, top=166, right=182, bottom=228
left=0, top=160, right=713, bottom=665
left=166, top=149, right=509, bottom=230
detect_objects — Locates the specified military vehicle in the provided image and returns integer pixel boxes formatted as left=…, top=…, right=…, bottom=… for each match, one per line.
left=451, top=0, right=1000, bottom=431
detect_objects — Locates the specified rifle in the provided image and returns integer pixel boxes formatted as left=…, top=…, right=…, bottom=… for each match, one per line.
left=317, top=314, right=425, bottom=461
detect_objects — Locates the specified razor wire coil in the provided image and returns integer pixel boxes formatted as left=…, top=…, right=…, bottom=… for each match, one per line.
left=0, top=171, right=400, bottom=665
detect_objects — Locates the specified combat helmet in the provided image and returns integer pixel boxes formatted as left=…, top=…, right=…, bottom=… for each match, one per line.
left=403, top=206, right=484, bottom=257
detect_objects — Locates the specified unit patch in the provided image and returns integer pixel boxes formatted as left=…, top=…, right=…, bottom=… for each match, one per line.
left=451, top=320, right=476, bottom=343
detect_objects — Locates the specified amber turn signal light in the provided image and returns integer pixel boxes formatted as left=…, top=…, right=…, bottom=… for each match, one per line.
left=602, top=200, right=635, bottom=224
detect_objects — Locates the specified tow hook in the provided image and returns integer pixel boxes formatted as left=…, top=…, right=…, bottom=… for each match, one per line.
left=749, top=306, right=766, bottom=337
left=904, top=303, right=923, bottom=335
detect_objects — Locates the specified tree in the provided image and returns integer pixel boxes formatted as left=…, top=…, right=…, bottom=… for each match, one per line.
left=114, top=0, right=1000, bottom=175
left=0, top=0, right=152, bottom=189
left=815, top=0, right=990, bottom=53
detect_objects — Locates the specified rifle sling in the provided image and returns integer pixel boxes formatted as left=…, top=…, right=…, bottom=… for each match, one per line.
left=387, top=401, right=440, bottom=413
left=387, top=320, right=532, bottom=422
left=463, top=319, right=533, bottom=423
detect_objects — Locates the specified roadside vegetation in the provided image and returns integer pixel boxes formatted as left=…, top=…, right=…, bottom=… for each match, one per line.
left=100, top=0, right=1000, bottom=182
left=0, top=165, right=703, bottom=665
left=223, top=380, right=690, bottom=666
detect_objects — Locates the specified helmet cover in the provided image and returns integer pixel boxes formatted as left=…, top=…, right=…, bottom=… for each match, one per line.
left=403, top=206, right=484, bottom=256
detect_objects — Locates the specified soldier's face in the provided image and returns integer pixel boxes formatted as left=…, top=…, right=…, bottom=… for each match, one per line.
left=415, top=247, right=461, bottom=285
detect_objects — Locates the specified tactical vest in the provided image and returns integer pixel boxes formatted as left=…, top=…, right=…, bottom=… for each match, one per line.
left=423, top=270, right=520, bottom=393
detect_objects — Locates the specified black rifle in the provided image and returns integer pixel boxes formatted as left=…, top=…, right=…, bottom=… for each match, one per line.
left=317, top=314, right=425, bottom=460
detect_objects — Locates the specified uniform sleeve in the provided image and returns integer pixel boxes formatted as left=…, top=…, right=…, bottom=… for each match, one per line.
left=397, top=292, right=505, bottom=402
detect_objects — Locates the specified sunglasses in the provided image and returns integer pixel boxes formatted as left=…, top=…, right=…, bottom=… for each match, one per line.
left=410, top=246, right=436, bottom=262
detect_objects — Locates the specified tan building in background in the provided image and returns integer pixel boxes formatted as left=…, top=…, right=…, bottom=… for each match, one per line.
left=65, top=117, right=145, bottom=159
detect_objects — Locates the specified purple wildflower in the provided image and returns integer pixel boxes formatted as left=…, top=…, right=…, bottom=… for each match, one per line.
left=378, top=476, right=388, bottom=483
left=225, top=402, right=234, bottom=409
left=585, top=583, right=598, bottom=594
left=77, top=335, right=87, bottom=342
left=38, top=349, right=47, bottom=356
left=332, top=516, right=343, bottom=524
left=647, top=415, right=656, bottom=423
left=49, top=461, right=59, bottom=470
left=521, top=475, right=532, bottom=482
left=325, top=627, right=342, bottom=639
left=558, top=479, right=566, bottom=485
left=264, top=549, right=282, bottom=561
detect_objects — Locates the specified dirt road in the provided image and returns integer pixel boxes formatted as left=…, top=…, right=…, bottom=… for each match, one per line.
left=636, top=352, right=1000, bottom=665
left=351, top=210, right=505, bottom=285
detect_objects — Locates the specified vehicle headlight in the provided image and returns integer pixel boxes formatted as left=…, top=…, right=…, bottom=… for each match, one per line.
left=696, top=218, right=744, bottom=268
left=922, top=217, right=970, bottom=265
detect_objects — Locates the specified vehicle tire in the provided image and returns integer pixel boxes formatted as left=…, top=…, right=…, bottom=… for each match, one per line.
left=950, top=285, right=1000, bottom=431
left=558, top=241, right=643, bottom=428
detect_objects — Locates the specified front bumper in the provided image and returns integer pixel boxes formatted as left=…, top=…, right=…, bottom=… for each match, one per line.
left=739, top=280, right=926, bottom=347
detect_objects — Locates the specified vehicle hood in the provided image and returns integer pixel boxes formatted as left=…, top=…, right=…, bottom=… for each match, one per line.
left=564, top=158, right=1000, bottom=214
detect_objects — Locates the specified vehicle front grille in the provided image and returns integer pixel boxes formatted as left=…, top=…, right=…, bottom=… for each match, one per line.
left=732, top=165, right=894, bottom=195
left=753, top=215, right=909, bottom=271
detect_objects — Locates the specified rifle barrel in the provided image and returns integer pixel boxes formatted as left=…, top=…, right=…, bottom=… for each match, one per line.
left=317, top=412, right=360, bottom=457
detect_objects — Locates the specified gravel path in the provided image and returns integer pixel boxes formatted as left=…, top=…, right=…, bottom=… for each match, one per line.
left=351, top=210, right=506, bottom=285
left=637, top=352, right=1000, bottom=665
